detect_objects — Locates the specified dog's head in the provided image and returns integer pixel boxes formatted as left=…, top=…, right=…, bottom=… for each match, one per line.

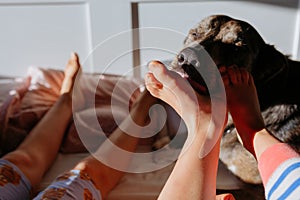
left=172, top=15, right=288, bottom=95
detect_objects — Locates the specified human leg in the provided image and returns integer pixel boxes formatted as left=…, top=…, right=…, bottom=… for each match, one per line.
left=72, top=90, right=158, bottom=198
left=35, top=89, right=158, bottom=199
left=2, top=53, right=81, bottom=188
left=224, top=67, right=300, bottom=200
left=145, top=61, right=228, bottom=200
left=223, top=66, right=265, bottom=155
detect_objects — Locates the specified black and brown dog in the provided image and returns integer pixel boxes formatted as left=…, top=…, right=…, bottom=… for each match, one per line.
left=171, top=15, right=300, bottom=184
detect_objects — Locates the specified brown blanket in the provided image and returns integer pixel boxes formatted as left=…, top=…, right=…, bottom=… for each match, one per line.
left=0, top=67, right=142, bottom=155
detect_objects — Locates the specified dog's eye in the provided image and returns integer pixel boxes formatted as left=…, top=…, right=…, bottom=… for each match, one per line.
left=235, top=36, right=244, bottom=46
left=211, top=22, right=218, bottom=29
left=235, top=41, right=243, bottom=47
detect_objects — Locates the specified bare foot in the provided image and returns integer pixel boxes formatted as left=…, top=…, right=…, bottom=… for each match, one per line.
left=145, top=61, right=209, bottom=130
left=224, top=67, right=265, bottom=155
left=145, top=61, right=228, bottom=158
left=130, top=89, right=159, bottom=126
left=60, top=52, right=85, bottom=110
left=60, top=52, right=81, bottom=95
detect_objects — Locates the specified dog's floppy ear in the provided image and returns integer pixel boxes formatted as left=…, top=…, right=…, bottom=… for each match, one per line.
left=251, top=44, right=288, bottom=87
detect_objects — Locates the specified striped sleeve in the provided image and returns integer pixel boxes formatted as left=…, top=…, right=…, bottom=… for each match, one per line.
left=258, top=143, right=300, bottom=200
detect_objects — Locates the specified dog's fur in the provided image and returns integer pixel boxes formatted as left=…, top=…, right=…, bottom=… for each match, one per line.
left=170, top=15, right=300, bottom=184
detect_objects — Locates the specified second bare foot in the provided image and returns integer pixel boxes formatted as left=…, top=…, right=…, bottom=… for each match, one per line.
left=224, top=67, right=265, bottom=154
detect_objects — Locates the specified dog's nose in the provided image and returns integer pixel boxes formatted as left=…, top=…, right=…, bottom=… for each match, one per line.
left=177, top=47, right=201, bottom=68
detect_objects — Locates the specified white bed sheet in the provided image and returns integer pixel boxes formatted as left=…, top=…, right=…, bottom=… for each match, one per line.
left=37, top=150, right=174, bottom=200
left=36, top=149, right=245, bottom=200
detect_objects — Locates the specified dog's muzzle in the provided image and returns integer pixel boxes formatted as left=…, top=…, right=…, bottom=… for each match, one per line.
left=176, top=44, right=219, bottom=94
left=177, top=44, right=205, bottom=68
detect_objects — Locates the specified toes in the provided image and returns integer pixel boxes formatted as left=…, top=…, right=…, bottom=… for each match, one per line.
left=234, top=66, right=242, bottom=82
left=65, top=52, right=81, bottom=78
left=145, top=73, right=163, bottom=90
left=248, top=73, right=255, bottom=87
left=222, top=73, right=230, bottom=87
left=71, top=52, right=79, bottom=63
left=219, top=65, right=230, bottom=88
left=67, top=52, right=79, bottom=66
left=145, top=73, right=163, bottom=98
left=227, top=67, right=238, bottom=84
left=147, top=59, right=195, bottom=95
left=148, top=61, right=173, bottom=85
left=228, top=66, right=247, bottom=85
left=240, top=68, right=249, bottom=83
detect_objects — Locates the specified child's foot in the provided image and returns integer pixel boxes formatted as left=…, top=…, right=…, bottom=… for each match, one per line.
left=224, top=67, right=265, bottom=154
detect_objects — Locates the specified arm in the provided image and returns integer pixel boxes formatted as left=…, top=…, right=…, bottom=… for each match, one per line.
left=253, top=129, right=300, bottom=200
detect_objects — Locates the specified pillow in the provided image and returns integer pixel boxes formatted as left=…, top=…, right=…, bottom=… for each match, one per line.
left=0, top=67, right=142, bottom=155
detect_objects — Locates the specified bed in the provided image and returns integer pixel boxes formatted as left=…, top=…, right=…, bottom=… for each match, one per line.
left=1, top=0, right=299, bottom=199
left=0, top=66, right=251, bottom=199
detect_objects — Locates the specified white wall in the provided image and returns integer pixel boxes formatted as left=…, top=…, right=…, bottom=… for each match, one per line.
left=0, top=0, right=299, bottom=77
left=0, top=0, right=135, bottom=77
left=138, top=0, right=300, bottom=65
